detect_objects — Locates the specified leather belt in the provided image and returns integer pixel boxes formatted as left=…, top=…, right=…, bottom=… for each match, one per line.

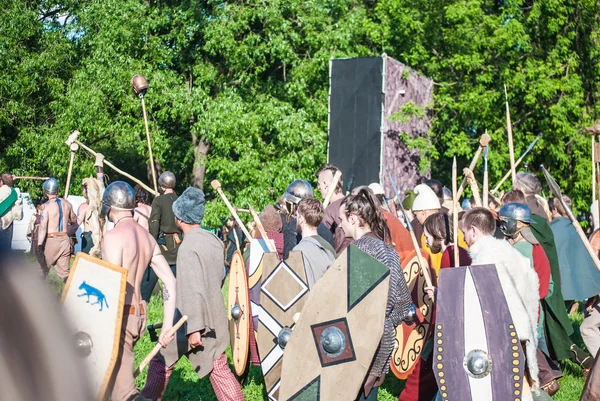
left=47, top=232, right=67, bottom=238
left=125, top=303, right=146, bottom=315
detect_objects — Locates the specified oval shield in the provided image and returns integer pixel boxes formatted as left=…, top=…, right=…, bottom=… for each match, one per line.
left=228, top=250, right=251, bottom=377
left=61, top=253, right=127, bottom=401
left=391, top=249, right=435, bottom=379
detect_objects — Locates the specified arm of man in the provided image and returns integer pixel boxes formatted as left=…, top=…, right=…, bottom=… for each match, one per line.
left=77, top=203, right=86, bottom=227
left=148, top=199, right=161, bottom=239
left=37, top=204, right=49, bottom=246
left=150, top=242, right=176, bottom=347
left=67, top=203, right=78, bottom=237
left=282, top=220, right=297, bottom=260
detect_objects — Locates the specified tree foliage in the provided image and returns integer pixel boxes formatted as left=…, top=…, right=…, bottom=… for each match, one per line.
left=2, top=0, right=600, bottom=223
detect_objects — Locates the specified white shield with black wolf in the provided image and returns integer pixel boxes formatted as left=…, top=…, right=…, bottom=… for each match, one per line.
left=61, top=253, right=127, bottom=401
left=434, top=265, right=526, bottom=401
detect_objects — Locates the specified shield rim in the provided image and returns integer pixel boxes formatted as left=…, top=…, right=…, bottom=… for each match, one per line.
left=228, top=250, right=251, bottom=377
left=390, top=248, right=435, bottom=379
left=61, top=253, right=128, bottom=401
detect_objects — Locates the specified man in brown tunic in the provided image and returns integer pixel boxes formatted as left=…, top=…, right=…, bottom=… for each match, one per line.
left=144, top=171, right=181, bottom=302
left=141, top=187, right=244, bottom=401
left=317, top=164, right=352, bottom=253
left=37, top=178, right=77, bottom=281
left=101, top=181, right=176, bottom=401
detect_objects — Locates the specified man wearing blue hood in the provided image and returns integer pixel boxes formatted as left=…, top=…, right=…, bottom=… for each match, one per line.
left=141, top=187, right=244, bottom=401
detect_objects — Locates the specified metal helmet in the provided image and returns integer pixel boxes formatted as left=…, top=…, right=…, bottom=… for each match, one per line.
left=283, top=179, right=313, bottom=204
left=42, top=178, right=59, bottom=195
left=499, top=202, right=535, bottom=237
left=158, top=171, right=176, bottom=190
left=101, top=181, right=135, bottom=219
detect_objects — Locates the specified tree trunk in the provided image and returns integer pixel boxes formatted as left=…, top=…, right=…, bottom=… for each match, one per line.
left=192, top=133, right=210, bottom=190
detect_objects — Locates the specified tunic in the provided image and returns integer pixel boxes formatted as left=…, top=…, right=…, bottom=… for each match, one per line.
left=149, top=193, right=181, bottom=265
left=293, top=235, right=336, bottom=289
left=158, top=228, right=229, bottom=378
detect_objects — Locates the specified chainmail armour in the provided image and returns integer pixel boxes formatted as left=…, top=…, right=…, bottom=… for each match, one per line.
left=354, top=235, right=412, bottom=378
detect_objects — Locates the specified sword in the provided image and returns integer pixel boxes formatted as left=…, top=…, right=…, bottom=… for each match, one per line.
left=540, top=165, right=600, bottom=273
left=387, top=172, right=433, bottom=289
left=492, top=133, right=542, bottom=193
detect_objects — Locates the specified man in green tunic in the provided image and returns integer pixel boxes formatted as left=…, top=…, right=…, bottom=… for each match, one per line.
left=142, top=171, right=182, bottom=302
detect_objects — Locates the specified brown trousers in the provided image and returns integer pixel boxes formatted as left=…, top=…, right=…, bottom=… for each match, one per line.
left=42, top=236, right=71, bottom=281
left=109, top=306, right=147, bottom=401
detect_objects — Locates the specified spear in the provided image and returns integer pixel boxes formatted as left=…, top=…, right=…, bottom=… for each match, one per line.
left=492, top=133, right=542, bottom=193
left=505, top=84, right=517, bottom=186
left=132, top=74, right=158, bottom=194
left=387, top=172, right=433, bottom=289
left=541, top=165, right=600, bottom=272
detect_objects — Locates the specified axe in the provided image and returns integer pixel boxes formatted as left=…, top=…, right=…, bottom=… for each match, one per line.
left=146, top=322, right=163, bottom=343
left=492, top=133, right=542, bottom=193
left=211, top=180, right=252, bottom=241
left=541, top=165, right=600, bottom=273
left=134, top=315, right=188, bottom=377
left=387, top=172, right=433, bottom=290
left=456, top=132, right=491, bottom=200
left=66, top=131, right=158, bottom=196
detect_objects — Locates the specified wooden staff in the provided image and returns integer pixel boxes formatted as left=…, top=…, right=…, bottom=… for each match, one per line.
left=134, top=315, right=188, bottom=377
left=323, top=170, right=342, bottom=208
left=248, top=203, right=277, bottom=253
left=593, top=136, right=596, bottom=204
left=65, top=142, right=78, bottom=198
left=483, top=144, right=489, bottom=209
left=456, top=133, right=491, bottom=200
left=234, top=207, right=251, bottom=214
left=464, top=168, right=482, bottom=207
left=492, top=133, right=542, bottom=193
left=453, top=157, right=459, bottom=267
left=211, top=180, right=252, bottom=240
left=14, top=176, right=50, bottom=181
left=387, top=172, right=433, bottom=289
left=66, top=131, right=158, bottom=196
left=541, top=165, right=600, bottom=272
left=504, top=84, right=517, bottom=186
left=132, top=75, right=158, bottom=194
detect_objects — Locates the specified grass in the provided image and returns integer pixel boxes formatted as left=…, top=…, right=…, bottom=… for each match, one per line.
left=48, top=267, right=587, bottom=400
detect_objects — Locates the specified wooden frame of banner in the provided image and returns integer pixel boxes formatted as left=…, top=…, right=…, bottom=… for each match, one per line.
left=61, top=253, right=128, bottom=401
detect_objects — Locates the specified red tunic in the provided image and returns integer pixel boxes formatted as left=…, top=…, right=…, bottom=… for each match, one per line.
left=439, top=245, right=472, bottom=269
left=532, top=243, right=551, bottom=299
left=382, top=209, right=414, bottom=261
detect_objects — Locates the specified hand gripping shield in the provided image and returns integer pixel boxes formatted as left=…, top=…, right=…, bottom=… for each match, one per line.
left=61, top=253, right=127, bottom=401
left=433, top=265, right=526, bottom=401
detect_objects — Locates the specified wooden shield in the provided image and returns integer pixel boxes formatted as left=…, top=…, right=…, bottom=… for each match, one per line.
left=257, top=251, right=308, bottom=401
left=279, top=245, right=390, bottom=401
left=61, top=253, right=127, bottom=401
left=248, top=238, right=275, bottom=335
left=391, top=249, right=435, bottom=379
left=434, top=265, right=526, bottom=401
left=228, top=250, right=251, bottom=377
